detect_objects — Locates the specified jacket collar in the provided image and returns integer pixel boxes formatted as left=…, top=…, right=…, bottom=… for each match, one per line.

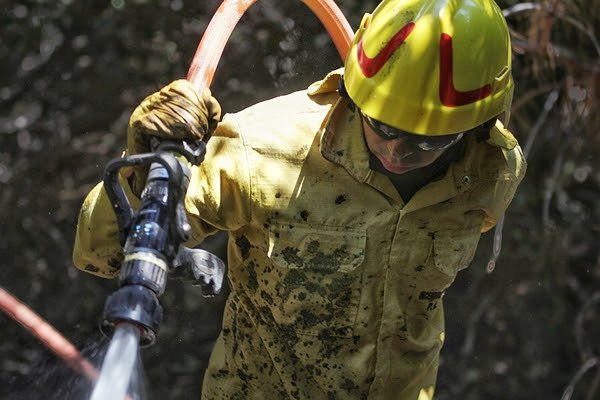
left=320, top=99, right=372, bottom=184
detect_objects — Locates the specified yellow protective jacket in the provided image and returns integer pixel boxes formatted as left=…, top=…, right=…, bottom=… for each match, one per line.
left=73, top=70, right=526, bottom=399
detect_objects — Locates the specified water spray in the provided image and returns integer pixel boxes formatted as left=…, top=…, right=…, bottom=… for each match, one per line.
left=0, top=287, right=99, bottom=383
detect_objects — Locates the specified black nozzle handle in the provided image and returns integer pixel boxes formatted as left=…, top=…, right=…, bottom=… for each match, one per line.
left=103, top=152, right=188, bottom=247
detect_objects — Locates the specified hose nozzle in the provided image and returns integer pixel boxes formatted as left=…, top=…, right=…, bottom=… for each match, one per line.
left=100, top=285, right=163, bottom=347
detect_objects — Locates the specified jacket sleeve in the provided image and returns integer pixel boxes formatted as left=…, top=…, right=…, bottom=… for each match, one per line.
left=72, top=173, right=139, bottom=278
left=72, top=114, right=252, bottom=278
left=184, top=114, right=252, bottom=244
left=479, top=123, right=527, bottom=232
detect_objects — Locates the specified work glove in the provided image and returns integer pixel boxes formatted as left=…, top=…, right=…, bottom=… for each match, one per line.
left=126, top=79, right=222, bottom=196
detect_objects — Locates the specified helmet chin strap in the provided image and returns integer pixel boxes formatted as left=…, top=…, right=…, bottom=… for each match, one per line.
left=473, top=116, right=498, bottom=142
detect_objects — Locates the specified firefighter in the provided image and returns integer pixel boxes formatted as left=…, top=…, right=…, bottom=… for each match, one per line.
left=74, top=0, right=526, bottom=398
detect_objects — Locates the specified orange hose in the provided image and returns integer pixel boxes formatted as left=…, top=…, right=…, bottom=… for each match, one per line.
left=186, top=0, right=353, bottom=90
left=302, top=0, right=353, bottom=57
left=0, top=287, right=99, bottom=384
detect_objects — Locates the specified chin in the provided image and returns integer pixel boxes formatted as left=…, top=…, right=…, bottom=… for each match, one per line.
left=379, top=157, right=415, bottom=174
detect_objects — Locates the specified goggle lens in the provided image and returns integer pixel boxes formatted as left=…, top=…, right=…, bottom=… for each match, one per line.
left=362, top=113, right=464, bottom=151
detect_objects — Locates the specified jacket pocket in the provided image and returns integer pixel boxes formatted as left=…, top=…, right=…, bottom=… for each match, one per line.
left=405, top=225, right=481, bottom=345
left=266, top=223, right=366, bottom=337
left=432, top=224, right=482, bottom=277
left=267, top=223, right=366, bottom=273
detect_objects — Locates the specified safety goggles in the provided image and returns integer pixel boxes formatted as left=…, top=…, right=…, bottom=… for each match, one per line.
left=362, top=113, right=464, bottom=151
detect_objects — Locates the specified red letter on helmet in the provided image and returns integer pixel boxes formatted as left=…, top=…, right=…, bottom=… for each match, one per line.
left=439, top=33, right=492, bottom=107
left=357, top=22, right=416, bottom=78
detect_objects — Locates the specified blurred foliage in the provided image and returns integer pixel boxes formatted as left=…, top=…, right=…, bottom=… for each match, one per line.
left=0, top=1, right=598, bottom=399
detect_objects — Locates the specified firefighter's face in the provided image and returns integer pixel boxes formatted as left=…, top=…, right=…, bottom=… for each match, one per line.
left=361, top=114, right=462, bottom=174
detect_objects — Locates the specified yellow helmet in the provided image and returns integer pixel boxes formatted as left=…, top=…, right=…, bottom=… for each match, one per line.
left=343, top=0, right=513, bottom=135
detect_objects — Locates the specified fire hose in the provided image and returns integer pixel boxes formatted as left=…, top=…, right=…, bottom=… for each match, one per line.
left=187, top=0, right=353, bottom=90
left=0, top=287, right=99, bottom=383
left=0, top=0, right=352, bottom=384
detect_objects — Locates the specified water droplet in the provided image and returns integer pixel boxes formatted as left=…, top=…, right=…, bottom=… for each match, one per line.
left=111, top=0, right=125, bottom=9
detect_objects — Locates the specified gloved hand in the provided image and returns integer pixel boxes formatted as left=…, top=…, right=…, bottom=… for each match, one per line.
left=126, top=79, right=222, bottom=195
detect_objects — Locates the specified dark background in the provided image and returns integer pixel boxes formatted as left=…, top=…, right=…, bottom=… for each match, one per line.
left=1, top=0, right=598, bottom=399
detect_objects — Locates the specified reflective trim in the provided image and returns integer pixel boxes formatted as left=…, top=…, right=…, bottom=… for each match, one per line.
left=124, top=252, right=168, bottom=272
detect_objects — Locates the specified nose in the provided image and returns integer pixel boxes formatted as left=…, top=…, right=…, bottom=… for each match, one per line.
left=385, top=139, right=412, bottom=159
